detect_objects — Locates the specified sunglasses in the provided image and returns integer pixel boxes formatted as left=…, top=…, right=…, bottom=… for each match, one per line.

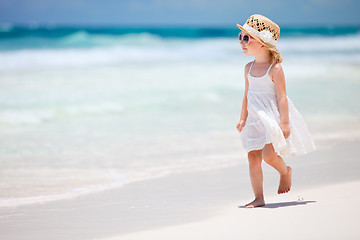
left=238, top=32, right=251, bottom=45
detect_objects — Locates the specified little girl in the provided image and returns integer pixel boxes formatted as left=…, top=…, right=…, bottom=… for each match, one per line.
left=235, top=14, right=316, bottom=208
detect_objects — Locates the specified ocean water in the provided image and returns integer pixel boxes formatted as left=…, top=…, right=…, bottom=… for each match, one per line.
left=1, top=25, right=360, bottom=206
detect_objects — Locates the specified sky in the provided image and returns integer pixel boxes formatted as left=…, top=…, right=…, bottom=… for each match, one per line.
left=0, top=0, right=360, bottom=27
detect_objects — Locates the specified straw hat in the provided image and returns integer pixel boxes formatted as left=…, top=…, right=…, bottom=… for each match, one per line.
left=237, top=14, right=280, bottom=52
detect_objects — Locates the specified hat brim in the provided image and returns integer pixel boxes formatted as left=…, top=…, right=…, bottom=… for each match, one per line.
left=236, top=24, right=279, bottom=53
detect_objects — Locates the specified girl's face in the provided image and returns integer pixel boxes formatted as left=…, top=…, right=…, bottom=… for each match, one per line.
left=238, top=32, right=263, bottom=56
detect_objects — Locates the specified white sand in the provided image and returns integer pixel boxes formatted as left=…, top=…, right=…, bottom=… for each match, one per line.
left=106, top=180, right=360, bottom=240
left=1, top=139, right=359, bottom=240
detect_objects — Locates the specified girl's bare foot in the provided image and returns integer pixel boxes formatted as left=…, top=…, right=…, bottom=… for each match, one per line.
left=245, top=197, right=265, bottom=208
left=278, top=166, right=292, bottom=194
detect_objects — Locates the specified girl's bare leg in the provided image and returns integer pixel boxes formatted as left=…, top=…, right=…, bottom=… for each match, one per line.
left=245, top=149, right=265, bottom=208
left=262, top=143, right=292, bottom=194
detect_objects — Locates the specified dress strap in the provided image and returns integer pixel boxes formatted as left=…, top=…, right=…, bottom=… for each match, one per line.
left=266, top=63, right=275, bottom=74
left=248, top=61, right=255, bottom=75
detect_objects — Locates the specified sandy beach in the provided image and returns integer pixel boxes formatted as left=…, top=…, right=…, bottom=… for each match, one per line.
left=1, top=138, right=360, bottom=240
left=110, top=181, right=360, bottom=240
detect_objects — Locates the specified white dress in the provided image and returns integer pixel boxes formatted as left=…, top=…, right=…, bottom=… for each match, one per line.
left=240, top=61, right=316, bottom=157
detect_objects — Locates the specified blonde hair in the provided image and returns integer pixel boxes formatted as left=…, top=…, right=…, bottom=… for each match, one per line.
left=257, top=39, right=283, bottom=64
left=268, top=47, right=282, bottom=64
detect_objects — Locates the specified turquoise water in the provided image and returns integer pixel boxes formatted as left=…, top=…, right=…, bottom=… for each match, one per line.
left=1, top=25, right=359, bottom=50
left=1, top=25, right=360, bottom=206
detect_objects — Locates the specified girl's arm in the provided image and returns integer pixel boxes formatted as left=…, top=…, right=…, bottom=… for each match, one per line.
left=237, top=63, right=251, bottom=133
left=271, top=63, right=290, bottom=138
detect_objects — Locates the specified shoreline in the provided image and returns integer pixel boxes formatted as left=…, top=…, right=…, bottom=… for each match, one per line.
left=2, top=128, right=360, bottom=208
left=1, top=139, right=360, bottom=240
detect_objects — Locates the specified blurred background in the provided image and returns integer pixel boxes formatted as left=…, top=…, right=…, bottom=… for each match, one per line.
left=0, top=0, right=360, bottom=206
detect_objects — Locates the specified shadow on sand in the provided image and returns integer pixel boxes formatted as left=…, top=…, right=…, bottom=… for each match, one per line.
left=238, top=200, right=316, bottom=209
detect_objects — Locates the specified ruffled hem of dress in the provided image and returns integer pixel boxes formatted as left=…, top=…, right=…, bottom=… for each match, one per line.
left=245, top=142, right=316, bottom=158
left=244, top=138, right=315, bottom=158
left=245, top=141, right=273, bottom=152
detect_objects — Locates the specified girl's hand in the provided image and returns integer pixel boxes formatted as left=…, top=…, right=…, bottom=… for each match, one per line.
left=280, top=123, right=290, bottom=139
left=236, top=120, right=246, bottom=133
